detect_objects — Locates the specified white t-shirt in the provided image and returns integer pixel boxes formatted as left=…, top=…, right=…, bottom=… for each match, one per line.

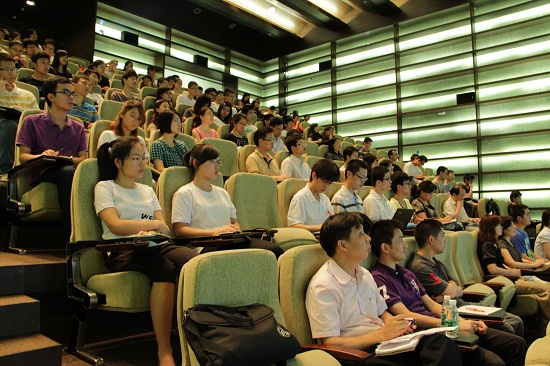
left=443, top=197, right=470, bottom=222
left=535, top=226, right=550, bottom=259
left=363, top=189, right=396, bottom=222
left=403, top=162, right=422, bottom=177
left=176, top=93, right=195, bottom=106
left=97, top=130, right=148, bottom=157
left=287, top=184, right=333, bottom=227
left=280, top=154, right=311, bottom=179
left=273, top=137, right=284, bottom=153
left=94, top=180, right=161, bottom=240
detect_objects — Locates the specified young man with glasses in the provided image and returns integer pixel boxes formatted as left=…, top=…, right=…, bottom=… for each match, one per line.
left=67, top=75, right=99, bottom=129
left=280, top=135, right=310, bottom=179
left=246, top=127, right=290, bottom=182
left=16, top=76, right=88, bottom=241
left=7, top=41, right=29, bottom=69
left=0, top=53, right=39, bottom=173
left=288, top=159, right=340, bottom=233
left=363, top=166, right=396, bottom=222
left=331, top=159, right=369, bottom=214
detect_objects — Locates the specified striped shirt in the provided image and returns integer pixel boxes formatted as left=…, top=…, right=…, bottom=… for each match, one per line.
left=68, top=101, right=99, bottom=127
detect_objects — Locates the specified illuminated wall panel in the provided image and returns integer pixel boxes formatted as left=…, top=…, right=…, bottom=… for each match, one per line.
left=483, top=172, right=550, bottom=191
left=399, top=39, right=472, bottom=67
left=473, top=0, right=534, bottom=16
left=336, top=26, right=393, bottom=53
left=336, top=57, right=395, bottom=80
left=479, top=112, right=550, bottom=136
left=401, top=74, right=474, bottom=98
left=477, top=56, right=550, bottom=84
left=481, top=134, right=549, bottom=155
left=401, top=89, right=475, bottom=113
left=402, top=123, right=476, bottom=145
left=287, top=73, right=331, bottom=92
left=475, top=19, right=550, bottom=50
left=398, top=5, right=469, bottom=36
left=481, top=152, right=550, bottom=173
left=336, top=102, right=396, bottom=123
left=421, top=157, right=478, bottom=175
left=286, top=99, right=332, bottom=117
left=337, top=87, right=396, bottom=109
left=478, top=96, right=550, bottom=119
left=400, top=56, right=473, bottom=82
left=285, top=44, right=330, bottom=66
left=336, top=117, right=397, bottom=137
left=402, top=106, right=476, bottom=129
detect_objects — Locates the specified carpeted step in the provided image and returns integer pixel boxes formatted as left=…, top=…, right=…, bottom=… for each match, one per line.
left=0, top=333, right=61, bottom=366
left=0, top=295, right=40, bottom=338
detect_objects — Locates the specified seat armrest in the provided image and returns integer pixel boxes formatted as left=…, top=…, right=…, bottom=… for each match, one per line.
left=300, top=344, right=370, bottom=362
left=483, top=274, right=520, bottom=282
left=461, top=292, right=488, bottom=302
left=479, top=282, right=504, bottom=291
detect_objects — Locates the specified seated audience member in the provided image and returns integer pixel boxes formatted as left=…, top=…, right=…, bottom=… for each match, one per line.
left=110, top=70, right=142, bottom=103
left=478, top=215, right=550, bottom=326
left=306, top=212, right=462, bottom=366
left=498, top=216, right=550, bottom=280
left=278, top=106, right=288, bottom=117
left=281, top=115, right=293, bottom=138
left=43, top=38, right=55, bottom=62
left=95, top=136, right=197, bottom=366
left=20, top=51, right=51, bottom=98
left=224, top=113, right=248, bottom=147
left=325, top=138, right=344, bottom=161
left=535, top=210, right=550, bottom=259
left=269, top=117, right=284, bottom=152
left=443, top=169, right=455, bottom=193
left=403, top=154, right=427, bottom=180
left=214, top=101, right=232, bottom=126
left=238, top=92, right=250, bottom=108
left=8, top=41, right=29, bottom=69
left=0, top=53, right=39, bottom=173
left=169, top=76, right=182, bottom=94
left=146, top=65, right=157, bottom=82
left=8, top=32, right=21, bottom=42
left=363, top=166, right=396, bottom=222
left=411, top=181, right=453, bottom=226
left=49, top=50, right=72, bottom=78
left=362, top=153, right=378, bottom=186
left=462, top=173, right=478, bottom=216
left=443, top=184, right=481, bottom=231
left=264, top=105, right=275, bottom=116
left=287, top=159, right=339, bottom=233
left=197, top=86, right=204, bottom=97
left=83, top=69, right=104, bottom=106
left=261, top=113, right=274, bottom=129
left=183, top=95, right=211, bottom=119
left=508, top=190, right=523, bottom=215
left=209, top=89, right=221, bottom=112
left=331, top=159, right=368, bottom=213
left=68, top=75, right=99, bottom=129
left=509, top=204, right=543, bottom=263
left=147, top=99, right=171, bottom=136
left=191, top=107, right=217, bottom=141
left=223, top=89, right=238, bottom=115
left=22, top=39, right=37, bottom=61
left=176, top=81, right=198, bottom=106
left=370, top=220, right=527, bottom=366
left=291, top=110, right=301, bottom=130
left=16, top=76, right=88, bottom=240
left=157, top=77, right=169, bottom=89
left=431, top=166, right=448, bottom=193
left=339, top=146, right=359, bottom=182
left=246, top=128, right=289, bottom=182
left=123, top=60, right=134, bottom=72
left=286, top=129, right=302, bottom=141
left=378, top=159, right=394, bottom=175
left=280, top=136, right=310, bottom=179
left=322, top=125, right=335, bottom=142
left=156, top=87, right=172, bottom=105
left=97, top=100, right=147, bottom=153
left=91, top=60, right=110, bottom=91
left=241, top=104, right=258, bottom=135
left=171, top=144, right=283, bottom=257
left=307, top=123, right=323, bottom=143
left=150, top=110, right=187, bottom=172
left=409, top=219, right=524, bottom=336
left=358, top=137, right=373, bottom=159
left=140, top=75, right=153, bottom=89
left=389, top=171, right=413, bottom=211
left=104, top=59, right=117, bottom=79
left=388, top=149, right=402, bottom=172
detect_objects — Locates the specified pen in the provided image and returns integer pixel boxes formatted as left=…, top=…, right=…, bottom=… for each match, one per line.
left=465, top=307, right=484, bottom=312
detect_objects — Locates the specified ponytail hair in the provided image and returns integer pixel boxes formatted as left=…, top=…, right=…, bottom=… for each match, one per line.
left=97, top=136, right=140, bottom=181
left=192, top=106, right=213, bottom=128
left=183, top=143, right=219, bottom=176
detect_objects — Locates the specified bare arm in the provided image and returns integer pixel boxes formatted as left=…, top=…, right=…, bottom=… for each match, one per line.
left=289, top=223, right=322, bottom=233
left=71, top=151, right=87, bottom=166
left=486, top=263, right=521, bottom=276
left=441, top=281, right=463, bottom=298
left=501, top=249, right=543, bottom=269
left=19, top=145, right=57, bottom=164
left=173, top=218, right=240, bottom=238
left=153, top=159, right=166, bottom=172
left=99, top=208, right=168, bottom=236
left=544, top=242, right=550, bottom=260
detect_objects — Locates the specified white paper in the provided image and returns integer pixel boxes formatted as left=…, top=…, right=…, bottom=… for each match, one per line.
left=458, top=305, right=501, bottom=315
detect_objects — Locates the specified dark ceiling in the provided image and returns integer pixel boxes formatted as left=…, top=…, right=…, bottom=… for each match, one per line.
left=4, top=0, right=466, bottom=61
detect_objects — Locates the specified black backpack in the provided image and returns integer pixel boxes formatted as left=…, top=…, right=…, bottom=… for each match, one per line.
left=486, top=199, right=500, bottom=215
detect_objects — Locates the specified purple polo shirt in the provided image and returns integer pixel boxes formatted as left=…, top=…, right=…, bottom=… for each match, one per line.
left=16, top=112, right=87, bottom=182
left=371, top=262, right=433, bottom=318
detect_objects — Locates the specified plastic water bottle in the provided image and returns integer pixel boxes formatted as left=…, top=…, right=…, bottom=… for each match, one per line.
left=445, top=299, right=459, bottom=339
left=440, top=295, right=450, bottom=327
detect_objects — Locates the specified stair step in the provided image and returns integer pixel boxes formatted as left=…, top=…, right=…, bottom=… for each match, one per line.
left=0, top=333, right=61, bottom=366
left=0, top=295, right=40, bottom=338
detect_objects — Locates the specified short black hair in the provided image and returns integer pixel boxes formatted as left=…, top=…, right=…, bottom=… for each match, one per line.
left=345, top=159, right=368, bottom=178
left=390, top=171, right=410, bottom=194
left=121, top=70, right=138, bottom=86
left=311, top=159, right=340, bottom=182
left=463, top=173, right=474, bottom=182
left=410, top=153, right=419, bottom=161
left=436, top=166, right=448, bottom=176
left=147, top=65, right=157, bottom=72
left=31, top=51, right=49, bottom=64
left=320, top=212, right=364, bottom=257
left=0, top=53, right=14, bottom=63
left=363, top=137, right=373, bottom=143
left=418, top=155, right=428, bottom=163
left=379, top=159, right=392, bottom=169
left=449, top=184, right=465, bottom=196
left=370, top=220, right=403, bottom=258
left=269, top=117, right=283, bottom=128
left=156, top=87, right=171, bottom=100
left=542, top=210, right=550, bottom=228
left=157, top=77, right=168, bottom=86
left=371, top=166, right=389, bottom=186
left=417, top=180, right=436, bottom=194
left=510, top=190, right=522, bottom=202
left=158, top=110, right=181, bottom=135
left=285, top=135, right=303, bottom=153
left=343, top=146, right=358, bottom=160
left=43, top=76, right=71, bottom=107
left=253, top=127, right=273, bottom=146
left=388, top=149, right=397, bottom=158
left=22, top=39, right=36, bottom=48
left=43, top=38, right=55, bottom=47
left=242, top=104, right=254, bottom=115
left=510, top=204, right=529, bottom=223
left=415, top=220, right=444, bottom=248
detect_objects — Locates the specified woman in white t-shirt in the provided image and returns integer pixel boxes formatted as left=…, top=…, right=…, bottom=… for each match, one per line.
left=535, top=210, right=550, bottom=259
left=171, top=144, right=283, bottom=257
left=97, top=100, right=147, bottom=154
left=95, top=136, right=198, bottom=366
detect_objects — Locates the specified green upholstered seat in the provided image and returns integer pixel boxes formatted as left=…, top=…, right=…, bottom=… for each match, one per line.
left=224, top=173, right=317, bottom=251
left=139, top=86, right=157, bottom=100
left=142, top=96, right=155, bottom=111
left=304, top=141, right=319, bottom=157
left=177, top=249, right=339, bottom=366
left=304, top=156, right=322, bottom=170
left=202, top=138, right=239, bottom=177
left=318, top=144, right=329, bottom=158
left=147, top=130, right=195, bottom=156
left=217, top=124, right=230, bottom=139
left=274, top=151, right=290, bottom=168
left=277, top=178, right=308, bottom=227
left=98, top=99, right=123, bottom=121
left=237, top=144, right=256, bottom=172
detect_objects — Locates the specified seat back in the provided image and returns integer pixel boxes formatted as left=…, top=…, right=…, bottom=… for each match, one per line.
left=148, top=130, right=195, bottom=155
left=67, top=62, right=79, bottom=75
left=343, top=137, right=354, bottom=144
left=436, top=193, right=449, bottom=218
left=357, top=186, right=372, bottom=200
left=87, top=120, right=112, bottom=158
left=304, top=141, right=319, bottom=157
left=16, top=68, right=34, bottom=81
left=98, top=100, right=123, bottom=121
left=110, top=79, right=123, bottom=90
left=68, top=56, right=90, bottom=68
left=237, top=145, right=256, bottom=172
left=202, top=138, right=239, bottom=177
left=139, top=86, right=157, bottom=100
left=217, top=124, right=230, bottom=139
left=142, top=96, right=155, bottom=111
left=304, top=156, right=322, bottom=170
left=144, top=109, right=154, bottom=137
left=303, top=127, right=310, bottom=141
left=157, top=166, right=223, bottom=237
left=177, top=250, right=284, bottom=366
left=277, top=178, right=308, bottom=227
left=274, top=151, right=290, bottom=168
left=318, top=144, right=329, bottom=158
left=104, top=88, right=122, bottom=101
left=278, top=244, right=328, bottom=345
left=341, top=141, right=353, bottom=151
left=246, top=130, right=255, bottom=145
left=14, top=81, right=39, bottom=105
left=401, top=236, right=418, bottom=268
left=224, top=172, right=283, bottom=229
left=182, top=117, right=194, bottom=136
left=450, top=231, right=484, bottom=285
left=377, top=149, right=388, bottom=160
left=324, top=182, right=343, bottom=200
left=496, top=199, right=510, bottom=217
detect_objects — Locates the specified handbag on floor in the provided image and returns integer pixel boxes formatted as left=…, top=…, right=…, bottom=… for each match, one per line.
left=182, top=303, right=300, bottom=366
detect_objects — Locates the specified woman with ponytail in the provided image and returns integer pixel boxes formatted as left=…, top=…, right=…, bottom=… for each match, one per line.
left=191, top=106, right=217, bottom=141
left=95, top=136, right=197, bottom=366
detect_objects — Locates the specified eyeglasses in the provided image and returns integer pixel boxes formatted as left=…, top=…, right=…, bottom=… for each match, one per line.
left=11, top=48, right=23, bottom=53
left=237, top=122, right=247, bottom=126
left=298, top=142, right=307, bottom=146
left=383, top=177, right=392, bottom=181
left=209, top=159, right=222, bottom=166
left=354, top=173, right=367, bottom=181
left=0, top=67, right=16, bottom=72
left=55, top=89, right=78, bottom=98
left=321, top=179, right=334, bottom=185
left=127, top=156, right=147, bottom=163
left=263, top=138, right=274, bottom=142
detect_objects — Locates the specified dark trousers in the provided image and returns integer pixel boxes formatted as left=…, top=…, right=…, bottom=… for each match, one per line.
left=356, top=333, right=462, bottom=366
left=461, top=327, right=526, bottom=366
left=201, top=238, right=284, bottom=258
left=33, top=165, right=75, bottom=241
left=0, top=119, right=17, bottom=173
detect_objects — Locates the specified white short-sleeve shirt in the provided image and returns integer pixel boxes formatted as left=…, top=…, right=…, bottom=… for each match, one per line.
left=280, top=154, right=311, bottom=179
left=287, top=184, right=333, bottom=227
left=363, top=189, right=396, bottom=222
left=97, top=130, right=148, bottom=157
left=535, top=227, right=550, bottom=259
left=306, top=258, right=387, bottom=340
